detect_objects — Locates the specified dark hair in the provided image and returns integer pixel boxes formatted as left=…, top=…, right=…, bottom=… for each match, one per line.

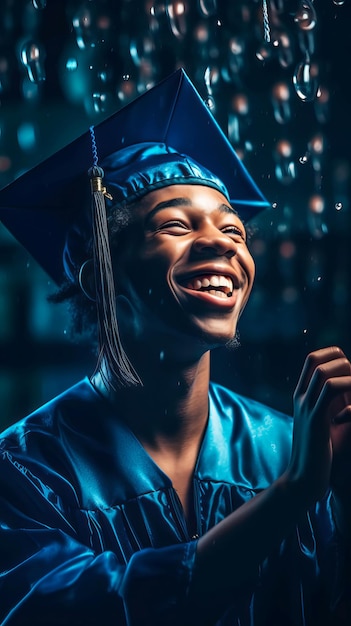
left=48, top=201, right=135, bottom=348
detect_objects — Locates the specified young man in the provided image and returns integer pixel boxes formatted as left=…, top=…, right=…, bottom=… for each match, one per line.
left=0, top=69, right=350, bottom=625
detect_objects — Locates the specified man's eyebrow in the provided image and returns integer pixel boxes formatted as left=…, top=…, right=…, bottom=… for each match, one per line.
left=144, top=197, right=241, bottom=224
left=145, top=197, right=192, bottom=223
left=218, top=203, right=239, bottom=217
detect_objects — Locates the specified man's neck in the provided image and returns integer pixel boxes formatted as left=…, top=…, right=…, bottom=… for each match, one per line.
left=91, top=351, right=211, bottom=524
left=91, top=351, right=211, bottom=455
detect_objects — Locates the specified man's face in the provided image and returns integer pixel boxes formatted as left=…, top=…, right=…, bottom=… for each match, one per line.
left=113, top=184, right=255, bottom=355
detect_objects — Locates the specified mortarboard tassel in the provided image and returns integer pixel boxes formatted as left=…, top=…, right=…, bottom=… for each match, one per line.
left=89, top=128, right=142, bottom=389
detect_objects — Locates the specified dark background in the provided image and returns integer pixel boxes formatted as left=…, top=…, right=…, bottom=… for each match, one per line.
left=0, top=0, right=350, bottom=428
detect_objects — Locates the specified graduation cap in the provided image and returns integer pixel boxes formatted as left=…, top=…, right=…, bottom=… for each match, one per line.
left=0, top=68, right=270, bottom=388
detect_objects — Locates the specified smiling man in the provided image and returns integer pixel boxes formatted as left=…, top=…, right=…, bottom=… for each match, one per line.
left=0, top=70, right=351, bottom=626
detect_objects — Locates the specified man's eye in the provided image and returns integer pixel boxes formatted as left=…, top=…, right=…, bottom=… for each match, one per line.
left=222, top=226, right=246, bottom=240
left=157, top=220, right=189, bottom=231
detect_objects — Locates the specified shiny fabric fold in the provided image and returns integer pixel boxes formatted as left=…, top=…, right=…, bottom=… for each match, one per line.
left=0, top=379, right=349, bottom=625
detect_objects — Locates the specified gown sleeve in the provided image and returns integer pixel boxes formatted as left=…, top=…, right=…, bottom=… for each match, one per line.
left=0, top=448, right=197, bottom=626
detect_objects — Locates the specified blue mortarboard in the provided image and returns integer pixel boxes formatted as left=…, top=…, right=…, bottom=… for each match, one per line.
left=0, top=68, right=269, bottom=286
left=0, top=69, right=269, bottom=389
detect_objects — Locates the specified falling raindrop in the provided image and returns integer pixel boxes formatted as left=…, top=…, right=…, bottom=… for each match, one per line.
left=294, top=0, right=317, bottom=31
left=277, top=33, right=294, bottom=68
left=293, top=57, right=318, bottom=102
left=308, top=195, right=328, bottom=238
left=205, top=95, right=216, bottom=111
left=256, top=42, right=274, bottom=62
left=274, top=140, right=296, bottom=184
left=32, top=0, right=46, bottom=7
left=92, top=92, right=111, bottom=114
left=166, top=1, right=188, bottom=38
left=271, top=82, right=291, bottom=124
left=335, top=202, right=343, bottom=211
left=299, top=153, right=309, bottom=164
left=314, top=85, right=330, bottom=123
left=72, top=6, right=95, bottom=49
left=333, top=0, right=345, bottom=5
left=20, top=41, right=46, bottom=83
left=197, top=0, right=217, bottom=17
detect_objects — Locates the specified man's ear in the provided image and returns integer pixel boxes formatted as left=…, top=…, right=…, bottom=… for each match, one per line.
left=78, top=259, right=96, bottom=301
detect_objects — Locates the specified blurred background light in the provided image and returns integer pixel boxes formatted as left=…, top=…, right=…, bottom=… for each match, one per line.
left=0, top=0, right=350, bottom=427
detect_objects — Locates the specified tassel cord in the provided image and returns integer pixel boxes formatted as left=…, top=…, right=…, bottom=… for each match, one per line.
left=89, top=165, right=142, bottom=389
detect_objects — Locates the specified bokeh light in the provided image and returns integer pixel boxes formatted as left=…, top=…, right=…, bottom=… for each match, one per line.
left=0, top=0, right=350, bottom=425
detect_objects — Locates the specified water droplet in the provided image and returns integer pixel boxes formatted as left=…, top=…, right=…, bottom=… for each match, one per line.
left=271, top=82, right=292, bottom=124
left=205, top=95, right=216, bottom=111
left=96, top=70, right=108, bottom=85
left=317, top=276, right=322, bottom=281
left=335, top=202, right=343, bottom=211
left=204, top=65, right=219, bottom=94
left=294, top=0, right=317, bottom=31
left=160, top=351, right=165, bottom=361
left=272, top=202, right=278, bottom=209
left=92, top=92, right=109, bottom=113
left=256, top=42, right=274, bottom=62
left=66, top=58, right=78, bottom=71
left=166, top=1, right=188, bottom=38
left=333, top=0, right=345, bottom=5
left=303, top=328, right=308, bottom=334
left=32, top=0, right=46, bottom=7
left=63, top=329, right=67, bottom=335
left=20, top=41, right=46, bottom=83
left=293, top=58, right=318, bottom=102
left=198, top=0, right=217, bottom=17
left=122, top=74, right=130, bottom=81
left=299, top=153, right=309, bottom=164
left=72, top=7, right=94, bottom=50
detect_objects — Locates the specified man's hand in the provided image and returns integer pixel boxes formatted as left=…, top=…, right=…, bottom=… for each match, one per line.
left=287, top=346, right=351, bottom=509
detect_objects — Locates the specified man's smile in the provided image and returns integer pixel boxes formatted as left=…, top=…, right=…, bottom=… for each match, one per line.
left=182, top=274, right=233, bottom=298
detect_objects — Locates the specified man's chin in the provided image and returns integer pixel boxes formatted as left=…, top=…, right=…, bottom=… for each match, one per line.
left=187, top=323, right=241, bottom=353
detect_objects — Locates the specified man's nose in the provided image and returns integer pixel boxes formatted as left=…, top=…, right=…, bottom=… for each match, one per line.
left=192, top=227, right=237, bottom=258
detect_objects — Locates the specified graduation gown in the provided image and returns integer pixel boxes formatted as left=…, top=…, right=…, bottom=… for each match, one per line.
left=0, top=379, right=348, bottom=625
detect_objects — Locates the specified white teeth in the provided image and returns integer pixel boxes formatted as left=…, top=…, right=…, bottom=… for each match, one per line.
left=185, top=274, right=234, bottom=294
left=208, top=289, right=227, bottom=298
